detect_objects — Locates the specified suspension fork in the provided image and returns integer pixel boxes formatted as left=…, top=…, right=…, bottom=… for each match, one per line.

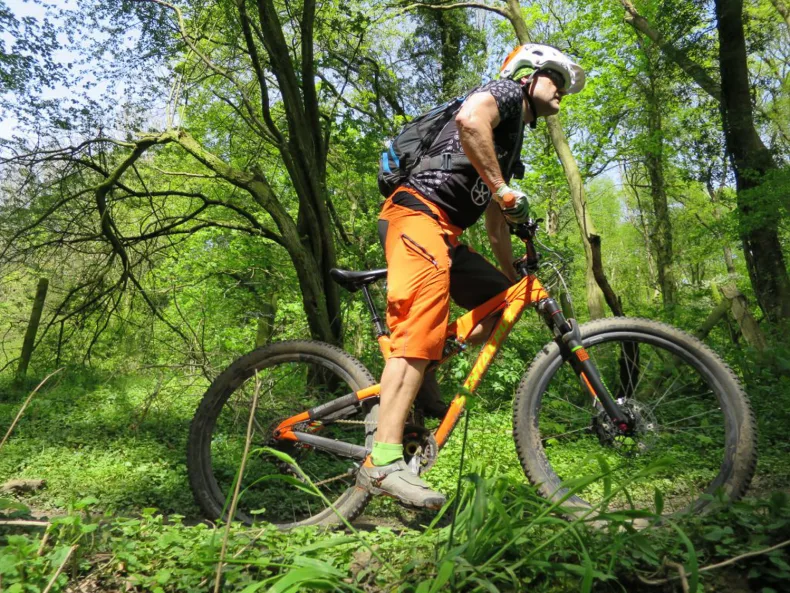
left=538, top=298, right=631, bottom=432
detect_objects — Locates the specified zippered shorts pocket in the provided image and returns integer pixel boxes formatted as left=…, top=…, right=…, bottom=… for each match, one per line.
left=401, top=233, right=438, bottom=268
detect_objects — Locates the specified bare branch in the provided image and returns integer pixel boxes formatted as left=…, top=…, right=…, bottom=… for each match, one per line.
left=397, top=1, right=510, bottom=19
left=619, top=0, right=722, bottom=101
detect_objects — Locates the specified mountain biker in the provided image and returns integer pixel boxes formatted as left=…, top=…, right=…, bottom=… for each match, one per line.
left=357, top=44, right=586, bottom=509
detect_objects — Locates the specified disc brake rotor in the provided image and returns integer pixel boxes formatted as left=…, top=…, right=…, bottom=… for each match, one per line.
left=592, top=399, right=659, bottom=456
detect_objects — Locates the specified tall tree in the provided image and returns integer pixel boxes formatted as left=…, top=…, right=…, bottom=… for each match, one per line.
left=620, top=0, right=790, bottom=322
left=635, top=40, right=677, bottom=308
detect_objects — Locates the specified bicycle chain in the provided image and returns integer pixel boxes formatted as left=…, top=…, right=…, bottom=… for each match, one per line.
left=332, top=418, right=377, bottom=425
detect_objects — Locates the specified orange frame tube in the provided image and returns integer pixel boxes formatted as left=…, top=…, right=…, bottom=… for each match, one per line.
left=273, top=274, right=549, bottom=449
left=433, top=274, right=548, bottom=448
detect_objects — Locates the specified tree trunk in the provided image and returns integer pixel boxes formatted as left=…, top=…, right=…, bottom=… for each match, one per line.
left=695, top=298, right=730, bottom=340
left=16, top=278, right=49, bottom=381
left=255, top=292, right=278, bottom=348
left=545, top=117, right=607, bottom=319
left=705, top=183, right=738, bottom=275
left=642, top=64, right=677, bottom=308
left=589, top=235, right=625, bottom=316
left=625, top=164, right=660, bottom=299
left=717, top=0, right=790, bottom=323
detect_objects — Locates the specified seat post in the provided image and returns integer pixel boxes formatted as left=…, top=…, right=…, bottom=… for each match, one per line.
left=361, top=286, right=388, bottom=337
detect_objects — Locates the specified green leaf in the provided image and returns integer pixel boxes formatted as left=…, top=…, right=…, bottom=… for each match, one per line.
left=654, top=488, right=664, bottom=516
left=428, top=560, right=455, bottom=593
left=155, top=569, right=172, bottom=584
left=415, top=582, right=431, bottom=593
left=75, top=496, right=99, bottom=510
left=671, top=523, right=699, bottom=593
left=239, top=581, right=268, bottom=593
left=295, top=536, right=357, bottom=555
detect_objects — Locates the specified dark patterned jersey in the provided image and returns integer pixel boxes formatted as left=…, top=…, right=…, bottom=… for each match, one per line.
left=403, top=78, right=525, bottom=230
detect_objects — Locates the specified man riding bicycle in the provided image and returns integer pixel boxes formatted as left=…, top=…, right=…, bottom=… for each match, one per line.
left=357, top=44, right=586, bottom=509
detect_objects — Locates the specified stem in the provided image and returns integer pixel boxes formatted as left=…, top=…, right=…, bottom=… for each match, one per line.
left=213, top=372, right=261, bottom=593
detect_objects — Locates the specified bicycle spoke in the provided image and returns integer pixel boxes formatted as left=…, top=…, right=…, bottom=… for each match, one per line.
left=662, top=408, right=721, bottom=426
left=202, top=355, right=374, bottom=526
left=541, top=426, right=590, bottom=440
left=525, top=323, right=750, bottom=518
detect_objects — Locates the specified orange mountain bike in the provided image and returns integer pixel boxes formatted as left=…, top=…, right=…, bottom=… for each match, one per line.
left=187, top=221, right=756, bottom=529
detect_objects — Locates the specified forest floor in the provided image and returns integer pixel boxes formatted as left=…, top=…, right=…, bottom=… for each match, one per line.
left=1, top=369, right=790, bottom=592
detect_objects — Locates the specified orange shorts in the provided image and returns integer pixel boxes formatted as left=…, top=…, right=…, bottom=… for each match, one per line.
left=378, top=188, right=462, bottom=360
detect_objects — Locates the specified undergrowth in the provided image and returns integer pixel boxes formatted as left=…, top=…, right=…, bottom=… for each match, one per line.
left=2, top=473, right=790, bottom=592
left=2, top=355, right=790, bottom=592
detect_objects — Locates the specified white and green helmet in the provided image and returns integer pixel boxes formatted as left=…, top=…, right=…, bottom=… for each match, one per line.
left=500, top=44, right=586, bottom=94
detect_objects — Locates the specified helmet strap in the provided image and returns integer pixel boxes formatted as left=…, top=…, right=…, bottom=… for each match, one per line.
left=520, top=73, right=538, bottom=129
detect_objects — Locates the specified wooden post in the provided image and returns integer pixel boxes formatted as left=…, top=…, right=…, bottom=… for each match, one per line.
left=719, top=283, right=767, bottom=351
left=16, top=278, right=49, bottom=381
left=695, top=298, right=730, bottom=340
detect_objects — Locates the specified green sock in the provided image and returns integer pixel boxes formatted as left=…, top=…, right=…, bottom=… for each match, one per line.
left=371, top=441, right=404, bottom=466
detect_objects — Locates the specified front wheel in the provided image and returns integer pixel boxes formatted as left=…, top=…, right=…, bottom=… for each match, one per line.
left=513, top=318, right=756, bottom=517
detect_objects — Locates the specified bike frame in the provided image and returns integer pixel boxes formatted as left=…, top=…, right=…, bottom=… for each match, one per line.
left=271, top=225, right=630, bottom=460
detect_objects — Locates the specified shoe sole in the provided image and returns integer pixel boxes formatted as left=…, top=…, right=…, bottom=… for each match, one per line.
left=356, top=485, right=445, bottom=510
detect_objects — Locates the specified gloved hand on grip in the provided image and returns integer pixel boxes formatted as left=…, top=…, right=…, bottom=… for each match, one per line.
left=495, top=184, right=530, bottom=224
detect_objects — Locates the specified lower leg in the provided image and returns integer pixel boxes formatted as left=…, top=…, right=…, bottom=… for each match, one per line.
left=375, top=356, right=430, bottom=445
left=359, top=356, right=446, bottom=509
left=466, top=313, right=502, bottom=345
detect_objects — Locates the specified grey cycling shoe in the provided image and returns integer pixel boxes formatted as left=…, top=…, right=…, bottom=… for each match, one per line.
left=357, top=458, right=446, bottom=510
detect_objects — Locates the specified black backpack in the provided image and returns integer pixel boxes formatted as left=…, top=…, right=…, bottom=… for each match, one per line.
left=377, top=94, right=472, bottom=198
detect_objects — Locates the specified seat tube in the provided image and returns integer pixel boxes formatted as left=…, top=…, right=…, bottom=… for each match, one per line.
left=361, top=286, right=391, bottom=359
left=362, top=286, right=388, bottom=337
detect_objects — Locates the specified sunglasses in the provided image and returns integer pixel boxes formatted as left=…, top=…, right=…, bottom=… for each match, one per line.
left=540, top=69, right=567, bottom=90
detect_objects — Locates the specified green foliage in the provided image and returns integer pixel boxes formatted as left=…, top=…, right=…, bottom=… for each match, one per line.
left=0, top=0, right=789, bottom=590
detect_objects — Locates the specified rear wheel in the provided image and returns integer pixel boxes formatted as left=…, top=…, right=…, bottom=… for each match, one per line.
left=513, top=318, right=756, bottom=517
left=187, top=341, right=377, bottom=529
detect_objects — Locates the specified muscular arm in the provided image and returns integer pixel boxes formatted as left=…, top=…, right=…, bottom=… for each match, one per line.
left=485, top=200, right=517, bottom=283
left=455, top=92, right=508, bottom=195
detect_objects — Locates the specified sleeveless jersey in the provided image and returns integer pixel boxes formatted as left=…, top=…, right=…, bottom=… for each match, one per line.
left=403, top=78, right=525, bottom=230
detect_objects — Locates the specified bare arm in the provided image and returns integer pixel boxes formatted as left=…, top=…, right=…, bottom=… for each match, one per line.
left=485, top=200, right=517, bottom=283
left=455, top=91, right=507, bottom=195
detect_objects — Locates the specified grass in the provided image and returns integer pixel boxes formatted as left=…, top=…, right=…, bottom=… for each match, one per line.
left=0, top=371, right=201, bottom=516
left=1, top=366, right=790, bottom=591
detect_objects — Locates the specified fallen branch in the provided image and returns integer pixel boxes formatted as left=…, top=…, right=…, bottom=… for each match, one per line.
left=0, top=519, right=50, bottom=527
left=0, top=368, right=64, bottom=452
left=638, top=539, right=790, bottom=586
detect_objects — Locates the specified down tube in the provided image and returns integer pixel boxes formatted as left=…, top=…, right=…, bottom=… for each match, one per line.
left=433, top=277, right=546, bottom=449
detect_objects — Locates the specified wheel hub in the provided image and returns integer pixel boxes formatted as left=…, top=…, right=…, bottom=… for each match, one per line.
left=592, top=399, right=658, bottom=456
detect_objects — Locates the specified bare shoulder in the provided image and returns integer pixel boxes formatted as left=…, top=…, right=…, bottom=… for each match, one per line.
left=456, top=91, right=500, bottom=127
